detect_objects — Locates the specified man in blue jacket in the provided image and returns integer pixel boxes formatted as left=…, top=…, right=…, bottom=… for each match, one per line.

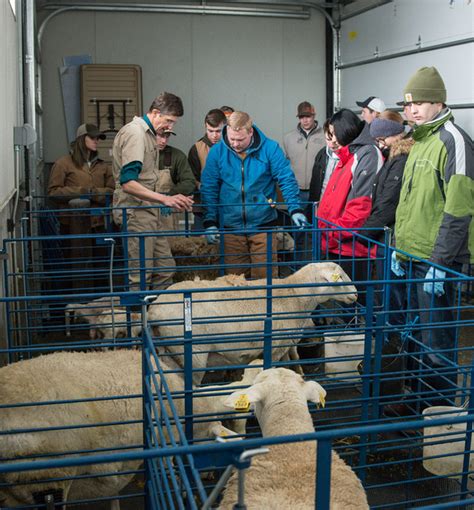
left=201, top=111, right=306, bottom=278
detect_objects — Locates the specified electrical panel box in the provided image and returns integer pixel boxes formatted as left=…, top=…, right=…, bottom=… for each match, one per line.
left=80, top=64, right=143, bottom=162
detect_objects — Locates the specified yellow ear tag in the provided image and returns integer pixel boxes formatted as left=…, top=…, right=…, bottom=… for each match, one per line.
left=234, top=394, right=251, bottom=412
left=319, top=393, right=326, bottom=408
left=331, top=272, right=343, bottom=282
left=219, top=432, right=228, bottom=439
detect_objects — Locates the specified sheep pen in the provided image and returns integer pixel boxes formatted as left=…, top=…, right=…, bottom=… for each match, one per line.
left=149, top=262, right=358, bottom=384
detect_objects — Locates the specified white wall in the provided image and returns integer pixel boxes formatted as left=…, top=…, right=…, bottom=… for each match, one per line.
left=0, top=0, right=21, bottom=361
left=40, top=9, right=326, bottom=162
left=340, top=0, right=474, bottom=136
left=0, top=0, right=20, bottom=210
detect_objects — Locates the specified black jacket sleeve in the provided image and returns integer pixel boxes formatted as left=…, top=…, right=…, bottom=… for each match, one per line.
left=188, top=145, right=202, bottom=182
left=360, top=154, right=407, bottom=241
left=308, top=147, right=328, bottom=202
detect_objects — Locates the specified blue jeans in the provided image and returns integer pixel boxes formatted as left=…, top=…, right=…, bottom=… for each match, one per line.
left=192, top=212, right=204, bottom=232
left=389, top=261, right=460, bottom=405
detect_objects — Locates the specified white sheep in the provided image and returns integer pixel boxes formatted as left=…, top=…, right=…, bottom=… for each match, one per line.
left=89, top=310, right=142, bottom=340
left=0, top=350, right=262, bottom=508
left=219, top=368, right=369, bottom=509
left=64, top=296, right=121, bottom=337
left=64, top=297, right=142, bottom=342
left=149, top=262, right=358, bottom=384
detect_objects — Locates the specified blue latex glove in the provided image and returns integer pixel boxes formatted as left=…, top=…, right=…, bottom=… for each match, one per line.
left=161, top=206, right=172, bottom=217
left=205, top=226, right=219, bottom=244
left=291, top=212, right=309, bottom=229
left=391, top=252, right=405, bottom=277
left=423, top=267, right=446, bottom=297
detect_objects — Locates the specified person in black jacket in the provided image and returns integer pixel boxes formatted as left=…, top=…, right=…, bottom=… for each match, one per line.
left=357, top=111, right=413, bottom=406
left=359, top=110, right=413, bottom=253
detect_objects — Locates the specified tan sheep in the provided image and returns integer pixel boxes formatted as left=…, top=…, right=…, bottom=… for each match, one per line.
left=0, top=350, right=261, bottom=509
left=219, top=368, right=369, bottom=509
left=169, top=236, right=220, bottom=281
left=149, top=262, right=357, bottom=384
left=169, top=231, right=295, bottom=282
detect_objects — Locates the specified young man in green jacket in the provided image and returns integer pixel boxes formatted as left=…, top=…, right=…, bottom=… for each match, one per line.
left=390, top=66, right=473, bottom=408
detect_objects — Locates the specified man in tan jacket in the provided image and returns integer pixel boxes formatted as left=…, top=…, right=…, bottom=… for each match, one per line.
left=112, top=92, right=193, bottom=291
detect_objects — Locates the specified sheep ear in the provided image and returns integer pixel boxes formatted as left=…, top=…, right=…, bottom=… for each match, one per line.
left=318, top=263, right=344, bottom=284
left=304, top=381, right=327, bottom=407
left=223, top=386, right=262, bottom=410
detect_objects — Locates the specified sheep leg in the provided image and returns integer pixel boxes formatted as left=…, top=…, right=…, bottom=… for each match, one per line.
left=288, top=346, right=304, bottom=375
left=191, top=351, right=211, bottom=386
left=162, top=348, right=210, bottom=386
left=280, top=346, right=304, bottom=375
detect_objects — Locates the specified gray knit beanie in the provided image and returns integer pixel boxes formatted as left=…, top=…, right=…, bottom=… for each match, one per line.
left=403, top=66, right=447, bottom=103
left=370, top=118, right=405, bottom=139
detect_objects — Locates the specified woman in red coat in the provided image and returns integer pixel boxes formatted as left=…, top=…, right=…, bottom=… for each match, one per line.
left=318, top=109, right=384, bottom=304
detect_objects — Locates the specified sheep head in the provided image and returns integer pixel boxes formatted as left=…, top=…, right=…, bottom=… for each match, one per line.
left=275, top=230, right=295, bottom=252
left=223, top=368, right=327, bottom=419
left=0, top=474, right=71, bottom=508
left=208, top=422, right=242, bottom=441
left=89, top=312, right=141, bottom=340
left=302, top=262, right=358, bottom=304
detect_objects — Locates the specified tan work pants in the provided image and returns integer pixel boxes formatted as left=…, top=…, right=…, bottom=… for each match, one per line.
left=126, top=207, right=176, bottom=291
left=223, top=232, right=278, bottom=279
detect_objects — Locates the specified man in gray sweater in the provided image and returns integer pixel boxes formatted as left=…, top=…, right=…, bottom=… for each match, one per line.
left=283, top=101, right=325, bottom=208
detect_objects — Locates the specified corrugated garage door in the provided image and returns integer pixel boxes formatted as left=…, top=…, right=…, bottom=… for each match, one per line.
left=338, top=0, right=473, bottom=137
